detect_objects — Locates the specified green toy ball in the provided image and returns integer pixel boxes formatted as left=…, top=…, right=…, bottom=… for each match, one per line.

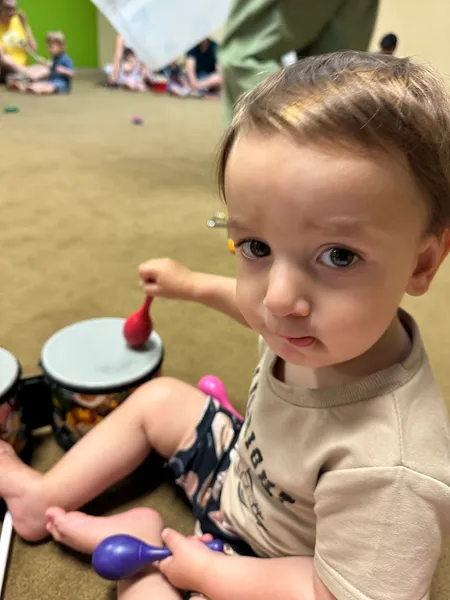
left=3, top=106, right=20, bottom=113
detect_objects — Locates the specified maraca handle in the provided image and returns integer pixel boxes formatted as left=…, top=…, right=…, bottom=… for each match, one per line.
left=136, top=540, right=223, bottom=559
left=142, top=295, right=153, bottom=311
left=205, top=539, right=224, bottom=552
left=218, top=396, right=243, bottom=421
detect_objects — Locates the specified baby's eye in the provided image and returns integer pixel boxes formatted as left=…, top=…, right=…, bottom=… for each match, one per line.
left=238, top=240, right=271, bottom=259
left=319, top=247, right=359, bottom=269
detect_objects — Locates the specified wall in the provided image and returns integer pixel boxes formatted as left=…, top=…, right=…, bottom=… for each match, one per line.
left=97, top=11, right=116, bottom=67
left=370, top=0, right=450, bottom=76
left=20, top=0, right=98, bottom=68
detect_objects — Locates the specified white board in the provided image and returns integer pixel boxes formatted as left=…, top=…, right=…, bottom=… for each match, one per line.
left=91, top=0, right=232, bottom=69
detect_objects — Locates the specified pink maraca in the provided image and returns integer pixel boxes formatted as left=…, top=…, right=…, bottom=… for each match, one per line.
left=198, top=375, right=243, bottom=420
left=123, top=296, right=153, bottom=347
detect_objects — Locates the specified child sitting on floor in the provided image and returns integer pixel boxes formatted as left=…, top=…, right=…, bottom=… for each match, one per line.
left=163, top=61, right=191, bottom=97
left=1, top=51, right=450, bottom=600
left=105, top=47, right=148, bottom=92
left=11, top=30, right=74, bottom=94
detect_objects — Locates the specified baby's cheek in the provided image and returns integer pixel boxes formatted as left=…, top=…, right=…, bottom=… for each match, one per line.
left=325, top=298, right=388, bottom=351
left=236, top=279, right=261, bottom=322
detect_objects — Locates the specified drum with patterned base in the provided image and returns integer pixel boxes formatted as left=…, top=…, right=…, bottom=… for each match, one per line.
left=0, top=348, right=29, bottom=455
left=41, top=318, right=164, bottom=450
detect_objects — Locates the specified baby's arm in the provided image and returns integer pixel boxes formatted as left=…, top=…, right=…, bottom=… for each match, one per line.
left=56, top=65, right=74, bottom=77
left=188, top=270, right=247, bottom=326
left=56, top=59, right=75, bottom=78
left=139, top=258, right=248, bottom=326
left=200, top=554, right=336, bottom=600
left=160, top=532, right=336, bottom=600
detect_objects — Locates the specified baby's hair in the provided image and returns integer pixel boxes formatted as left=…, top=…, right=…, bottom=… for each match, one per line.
left=122, top=47, right=136, bottom=61
left=46, top=31, right=66, bottom=48
left=218, top=51, right=450, bottom=236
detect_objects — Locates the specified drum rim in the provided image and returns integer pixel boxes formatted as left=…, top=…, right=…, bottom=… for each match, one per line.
left=40, top=319, right=164, bottom=393
left=0, top=349, right=21, bottom=403
left=41, top=351, right=164, bottom=395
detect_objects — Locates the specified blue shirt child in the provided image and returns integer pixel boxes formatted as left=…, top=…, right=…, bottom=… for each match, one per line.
left=50, top=53, right=74, bottom=93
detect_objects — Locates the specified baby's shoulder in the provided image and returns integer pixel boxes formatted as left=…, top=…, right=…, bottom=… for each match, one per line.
left=393, top=357, right=450, bottom=480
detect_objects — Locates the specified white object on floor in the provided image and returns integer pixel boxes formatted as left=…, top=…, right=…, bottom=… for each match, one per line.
left=0, top=511, right=13, bottom=599
left=92, top=0, right=233, bottom=70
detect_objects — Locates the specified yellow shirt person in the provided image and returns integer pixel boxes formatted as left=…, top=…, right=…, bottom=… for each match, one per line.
left=0, top=13, right=27, bottom=66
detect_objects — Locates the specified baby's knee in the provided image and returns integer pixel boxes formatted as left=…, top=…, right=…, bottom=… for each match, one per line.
left=135, top=376, right=187, bottom=408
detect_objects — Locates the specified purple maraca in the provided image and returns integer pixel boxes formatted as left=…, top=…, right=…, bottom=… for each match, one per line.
left=92, top=534, right=224, bottom=581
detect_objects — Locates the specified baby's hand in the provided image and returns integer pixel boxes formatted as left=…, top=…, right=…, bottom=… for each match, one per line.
left=158, top=529, right=217, bottom=592
left=138, top=258, right=195, bottom=301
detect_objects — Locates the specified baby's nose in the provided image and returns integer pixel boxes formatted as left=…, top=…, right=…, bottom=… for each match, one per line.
left=263, top=264, right=311, bottom=318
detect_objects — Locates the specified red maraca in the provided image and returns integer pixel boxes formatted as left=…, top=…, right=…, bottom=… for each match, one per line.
left=123, top=296, right=153, bottom=347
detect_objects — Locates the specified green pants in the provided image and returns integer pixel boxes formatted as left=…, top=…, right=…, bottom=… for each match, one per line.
left=219, top=0, right=380, bottom=124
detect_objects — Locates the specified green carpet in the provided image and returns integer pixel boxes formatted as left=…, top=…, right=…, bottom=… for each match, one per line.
left=0, top=78, right=449, bottom=599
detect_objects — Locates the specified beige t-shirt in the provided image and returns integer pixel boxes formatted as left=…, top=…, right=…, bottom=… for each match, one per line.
left=220, top=311, right=450, bottom=600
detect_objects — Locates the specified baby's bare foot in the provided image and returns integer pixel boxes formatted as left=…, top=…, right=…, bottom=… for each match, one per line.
left=0, top=441, right=50, bottom=541
left=46, top=506, right=163, bottom=554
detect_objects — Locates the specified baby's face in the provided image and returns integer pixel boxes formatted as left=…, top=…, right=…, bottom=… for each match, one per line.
left=122, top=55, right=137, bottom=71
left=226, top=131, right=434, bottom=370
left=47, top=41, right=62, bottom=56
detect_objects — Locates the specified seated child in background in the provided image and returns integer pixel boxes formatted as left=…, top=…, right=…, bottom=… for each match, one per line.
left=1, top=52, right=450, bottom=600
left=162, top=61, right=191, bottom=97
left=159, top=52, right=220, bottom=99
left=105, top=47, right=147, bottom=92
left=156, top=59, right=214, bottom=98
left=11, top=31, right=74, bottom=94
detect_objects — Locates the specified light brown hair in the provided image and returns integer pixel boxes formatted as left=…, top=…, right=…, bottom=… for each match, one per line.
left=218, top=51, right=450, bottom=236
left=46, top=31, right=66, bottom=49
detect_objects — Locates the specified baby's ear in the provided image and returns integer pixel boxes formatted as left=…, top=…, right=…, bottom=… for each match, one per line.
left=406, top=231, right=449, bottom=296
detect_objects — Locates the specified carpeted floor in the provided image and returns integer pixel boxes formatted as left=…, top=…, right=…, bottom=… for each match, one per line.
left=0, top=77, right=449, bottom=599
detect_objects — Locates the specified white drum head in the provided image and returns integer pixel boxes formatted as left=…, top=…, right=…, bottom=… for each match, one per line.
left=41, top=318, right=163, bottom=392
left=0, top=348, right=20, bottom=398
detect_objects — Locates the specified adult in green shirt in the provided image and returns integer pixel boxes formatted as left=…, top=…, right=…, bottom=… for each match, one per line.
left=219, top=0, right=379, bottom=123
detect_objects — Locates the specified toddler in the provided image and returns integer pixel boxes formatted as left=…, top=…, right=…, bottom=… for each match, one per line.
left=163, top=61, right=191, bottom=97
left=26, top=31, right=74, bottom=95
left=112, top=47, right=147, bottom=92
left=2, top=51, right=450, bottom=600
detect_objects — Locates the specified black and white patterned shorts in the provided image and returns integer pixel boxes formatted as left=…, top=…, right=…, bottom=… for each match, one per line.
left=167, top=397, right=257, bottom=598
